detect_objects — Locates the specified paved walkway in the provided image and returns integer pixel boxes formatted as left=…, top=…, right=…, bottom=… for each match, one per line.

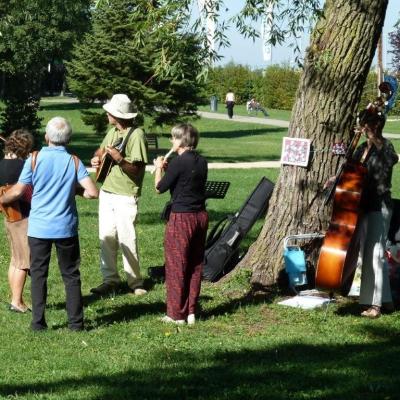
left=198, top=110, right=399, bottom=139
left=198, top=111, right=290, bottom=128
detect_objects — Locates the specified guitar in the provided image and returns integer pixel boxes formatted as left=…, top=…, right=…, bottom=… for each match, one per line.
left=95, top=127, right=135, bottom=183
left=95, top=138, right=123, bottom=183
left=0, top=185, right=23, bottom=222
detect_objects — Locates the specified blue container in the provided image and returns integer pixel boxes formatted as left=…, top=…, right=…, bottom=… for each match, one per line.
left=284, top=247, right=307, bottom=286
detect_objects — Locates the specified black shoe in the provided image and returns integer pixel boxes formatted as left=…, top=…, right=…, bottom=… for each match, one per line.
left=69, top=326, right=84, bottom=332
left=31, top=323, right=48, bottom=331
left=90, top=282, right=118, bottom=296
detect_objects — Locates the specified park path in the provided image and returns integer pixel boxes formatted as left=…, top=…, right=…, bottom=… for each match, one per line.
left=197, top=110, right=290, bottom=128
left=198, top=110, right=400, bottom=139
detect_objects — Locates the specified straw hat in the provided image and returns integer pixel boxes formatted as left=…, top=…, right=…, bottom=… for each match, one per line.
left=103, top=94, right=138, bottom=119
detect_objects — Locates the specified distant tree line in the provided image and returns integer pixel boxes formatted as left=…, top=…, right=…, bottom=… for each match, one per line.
left=205, top=63, right=394, bottom=115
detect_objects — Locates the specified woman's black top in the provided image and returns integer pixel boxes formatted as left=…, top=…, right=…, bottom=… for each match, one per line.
left=353, top=138, right=399, bottom=212
left=157, top=150, right=207, bottom=213
left=0, top=158, right=30, bottom=217
left=0, top=159, right=25, bottom=185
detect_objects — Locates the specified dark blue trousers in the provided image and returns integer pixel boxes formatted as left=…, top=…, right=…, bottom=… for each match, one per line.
left=28, top=236, right=83, bottom=331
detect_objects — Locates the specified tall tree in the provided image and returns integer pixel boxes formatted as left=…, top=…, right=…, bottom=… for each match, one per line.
left=0, top=0, right=90, bottom=135
left=389, top=24, right=400, bottom=72
left=163, top=0, right=387, bottom=289
left=240, top=0, right=389, bottom=288
left=67, top=0, right=207, bottom=125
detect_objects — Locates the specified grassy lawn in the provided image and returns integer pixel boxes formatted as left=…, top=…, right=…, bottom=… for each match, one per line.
left=38, top=101, right=287, bottom=165
left=1, top=167, right=400, bottom=400
left=0, top=101, right=400, bottom=399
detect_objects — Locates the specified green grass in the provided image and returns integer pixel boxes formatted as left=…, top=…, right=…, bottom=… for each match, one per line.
left=1, top=168, right=400, bottom=400
left=1, top=101, right=400, bottom=399
left=38, top=101, right=287, bottom=165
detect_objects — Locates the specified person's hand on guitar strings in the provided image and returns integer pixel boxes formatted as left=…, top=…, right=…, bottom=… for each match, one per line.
left=105, top=145, right=123, bottom=164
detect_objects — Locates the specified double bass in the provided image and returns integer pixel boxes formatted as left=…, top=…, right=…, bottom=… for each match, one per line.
left=316, top=86, right=392, bottom=293
left=315, top=126, right=366, bottom=292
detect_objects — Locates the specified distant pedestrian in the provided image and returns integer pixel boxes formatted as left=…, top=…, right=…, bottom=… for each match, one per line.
left=225, top=90, right=235, bottom=119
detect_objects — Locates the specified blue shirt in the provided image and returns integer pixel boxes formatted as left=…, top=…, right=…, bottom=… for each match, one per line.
left=18, top=146, right=89, bottom=238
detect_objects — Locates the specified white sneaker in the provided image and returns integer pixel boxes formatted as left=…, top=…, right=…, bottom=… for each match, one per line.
left=133, top=288, right=147, bottom=296
left=160, top=315, right=185, bottom=325
left=187, top=314, right=195, bottom=325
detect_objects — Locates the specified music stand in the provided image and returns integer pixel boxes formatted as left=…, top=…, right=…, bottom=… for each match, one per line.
left=205, top=181, right=230, bottom=199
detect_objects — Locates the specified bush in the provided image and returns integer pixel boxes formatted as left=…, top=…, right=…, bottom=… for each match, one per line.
left=205, top=63, right=262, bottom=104
left=205, top=63, right=300, bottom=110
left=254, top=65, right=301, bottom=110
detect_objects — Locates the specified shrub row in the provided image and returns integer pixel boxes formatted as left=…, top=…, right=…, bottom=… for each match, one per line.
left=205, top=63, right=397, bottom=114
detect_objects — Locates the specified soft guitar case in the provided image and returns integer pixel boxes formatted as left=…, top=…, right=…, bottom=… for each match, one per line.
left=202, top=177, right=274, bottom=282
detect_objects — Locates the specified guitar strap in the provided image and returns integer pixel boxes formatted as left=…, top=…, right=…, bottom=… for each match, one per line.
left=117, top=126, right=135, bottom=157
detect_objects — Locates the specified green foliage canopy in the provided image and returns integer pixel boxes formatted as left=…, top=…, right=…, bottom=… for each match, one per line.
left=67, top=0, right=208, bottom=126
left=0, top=0, right=91, bottom=135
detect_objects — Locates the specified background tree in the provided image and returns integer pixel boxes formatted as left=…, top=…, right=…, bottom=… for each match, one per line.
left=0, top=0, right=90, bottom=135
left=205, top=63, right=260, bottom=104
left=389, top=24, right=400, bottom=72
left=67, top=0, right=207, bottom=126
left=238, top=0, right=389, bottom=288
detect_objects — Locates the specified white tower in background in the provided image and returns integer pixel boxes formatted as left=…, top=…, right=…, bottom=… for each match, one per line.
left=261, top=3, right=273, bottom=62
left=197, top=0, right=216, bottom=52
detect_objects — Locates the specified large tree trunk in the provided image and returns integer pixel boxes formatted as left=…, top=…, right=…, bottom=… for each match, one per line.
left=243, top=0, right=388, bottom=288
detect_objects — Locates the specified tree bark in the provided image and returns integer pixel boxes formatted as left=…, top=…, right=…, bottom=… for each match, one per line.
left=244, top=0, right=389, bottom=288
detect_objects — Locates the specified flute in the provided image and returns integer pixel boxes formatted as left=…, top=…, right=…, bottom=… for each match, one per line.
left=151, top=148, right=174, bottom=174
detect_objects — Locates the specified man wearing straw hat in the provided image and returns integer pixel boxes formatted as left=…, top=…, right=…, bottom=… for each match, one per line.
left=90, top=94, right=148, bottom=296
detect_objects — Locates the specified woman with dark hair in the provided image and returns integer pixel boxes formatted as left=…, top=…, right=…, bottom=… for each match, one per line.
left=154, top=124, right=208, bottom=325
left=353, top=106, right=398, bottom=318
left=0, top=129, right=34, bottom=313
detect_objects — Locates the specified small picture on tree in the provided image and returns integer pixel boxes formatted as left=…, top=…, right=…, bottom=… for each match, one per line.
left=280, top=137, right=311, bottom=167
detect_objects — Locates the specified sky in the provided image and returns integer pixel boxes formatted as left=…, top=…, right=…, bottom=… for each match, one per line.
left=214, top=0, right=400, bottom=70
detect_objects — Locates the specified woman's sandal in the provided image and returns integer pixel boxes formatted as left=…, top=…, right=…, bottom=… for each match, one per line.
left=361, top=305, right=381, bottom=319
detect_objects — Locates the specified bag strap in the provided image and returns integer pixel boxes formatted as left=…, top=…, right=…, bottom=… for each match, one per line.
left=205, top=214, right=234, bottom=249
left=31, top=151, right=79, bottom=172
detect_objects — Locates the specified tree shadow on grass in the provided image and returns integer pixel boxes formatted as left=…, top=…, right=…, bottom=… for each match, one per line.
left=49, top=278, right=157, bottom=310
left=1, top=327, right=399, bottom=399
left=86, top=300, right=165, bottom=329
left=200, top=290, right=275, bottom=320
left=40, top=102, right=102, bottom=112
